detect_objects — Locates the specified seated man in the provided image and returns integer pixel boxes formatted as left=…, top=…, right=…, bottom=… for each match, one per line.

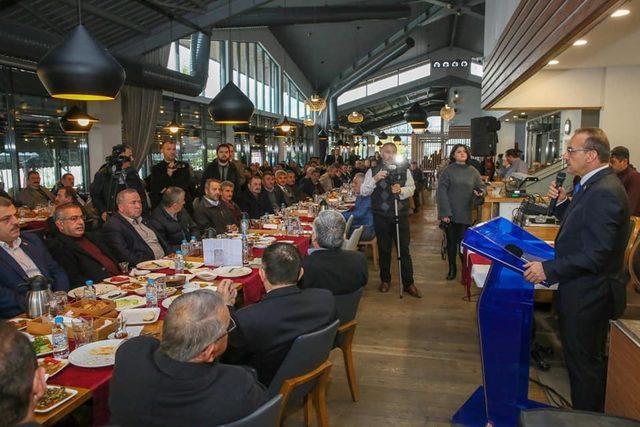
left=193, top=179, right=237, bottom=236
left=286, top=170, right=305, bottom=202
left=103, top=189, right=167, bottom=265
left=225, top=243, right=337, bottom=386
left=275, top=170, right=295, bottom=206
left=48, top=186, right=97, bottom=234
left=51, top=172, right=75, bottom=195
left=298, top=167, right=324, bottom=198
left=148, top=187, right=199, bottom=253
left=342, top=172, right=375, bottom=241
left=110, top=288, right=266, bottom=427
left=0, top=321, right=47, bottom=427
left=300, top=210, right=368, bottom=295
left=47, top=203, right=121, bottom=287
left=319, top=164, right=338, bottom=192
left=221, top=181, right=242, bottom=225
left=238, top=176, right=270, bottom=219
left=259, top=172, right=286, bottom=213
left=0, top=198, right=69, bottom=318
left=17, top=170, right=55, bottom=209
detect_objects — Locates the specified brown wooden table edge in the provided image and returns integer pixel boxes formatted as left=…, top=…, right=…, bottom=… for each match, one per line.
left=35, top=386, right=92, bottom=427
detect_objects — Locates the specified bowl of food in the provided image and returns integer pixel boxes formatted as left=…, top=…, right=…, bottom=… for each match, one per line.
left=157, top=275, right=186, bottom=287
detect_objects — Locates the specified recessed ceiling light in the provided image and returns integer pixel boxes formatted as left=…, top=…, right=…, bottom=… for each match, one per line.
left=611, top=9, right=630, bottom=18
left=513, top=115, right=518, bottom=119
left=505, top=118, right=510, bottom=122
left=573, top=39, right=588, bottom=46
left=520, top=112, right=526, bottom=115
left=548, top=59, right=559, bottom=65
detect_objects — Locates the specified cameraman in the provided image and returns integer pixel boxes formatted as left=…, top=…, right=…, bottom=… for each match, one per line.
left=90, top=144, right=148, bottom=221
left=361, top=142, right=421, bottom=298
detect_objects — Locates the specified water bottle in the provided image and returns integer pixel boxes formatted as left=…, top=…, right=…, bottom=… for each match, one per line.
left=174, top=250, right=185, bottom=275
left=52, top=316, right=69, bottom=359
left=241, top=212, right=249, bottom=236
left=146, top=278, right=158, bottom=308
left=190, top=235, right=198, bottom=256
left=180, top=239, right=190, bottom=257
left=280, top=203, right=286, bottom=215
left=83, top=280, right=96, bottom=300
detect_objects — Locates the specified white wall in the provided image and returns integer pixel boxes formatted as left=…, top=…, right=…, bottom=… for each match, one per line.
left=448, top=86, right=482, bottom=126
left=496, top=121, right=515, bottom=154
left=484, top=0, right=521, bottom=58
left=559, top=109, right=582, bottom=151
left=87, top=98, right=123, bottom=177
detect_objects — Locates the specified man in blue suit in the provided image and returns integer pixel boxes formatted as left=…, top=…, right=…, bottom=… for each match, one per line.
left=0, top=197, right=69, bottom=318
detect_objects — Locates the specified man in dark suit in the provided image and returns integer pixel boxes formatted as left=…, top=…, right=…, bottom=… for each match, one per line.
left=201, top=144, right=240, bottom=197
left=193, top=179, right=238, bottom=236
left=259, top=172, right=286, bottom=213
left=524, top=128, right=630, bottom=412
left=47, top=203, right=121, bottom=288
left=298, top=167, right=324, bottom=198
left=325, top=148, right=343, bottom=165
left=299, top=210, right=368, bottom=295
left=224, top=243, right=337, bottom=386
left=103, top=189, right=168, bottom=266
left=275, top=170, right=295, bottom=206
left=0, top=198, right=69, bottom=319
left=110, top=288, right=265, bottom=426
left=149, top=140, right=195, bottom=212
left=148, top=187, right=199, bottom=253
left=238, top=176, right=270, bottom=219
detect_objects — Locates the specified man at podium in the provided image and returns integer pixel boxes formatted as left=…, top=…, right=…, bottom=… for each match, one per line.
left=523, top=128, right=630, bottom=412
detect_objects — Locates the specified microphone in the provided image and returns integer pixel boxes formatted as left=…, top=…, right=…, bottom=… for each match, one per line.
left=505, top=243, right=524, bottom=258
left=546, top=172, right=567, bottom=216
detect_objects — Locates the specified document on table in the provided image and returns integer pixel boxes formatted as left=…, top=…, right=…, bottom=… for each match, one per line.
left=203, top=238, right=243, bottom=266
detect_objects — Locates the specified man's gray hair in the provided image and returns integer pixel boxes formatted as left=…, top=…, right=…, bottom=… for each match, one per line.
left=116, top=188, right=140, bottom=206
left=275, top=170, right=287, bottom=178
left=161, top=186, right=185, bottom=207
left=313, top=210, right=345, bottom=249
left=353, top=172, right=365, bottom=184
left=160, top=290, right=227, bottom=362
left=220, top=180, right=235, bottom=190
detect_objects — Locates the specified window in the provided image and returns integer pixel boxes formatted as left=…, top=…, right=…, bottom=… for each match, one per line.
left=399, top=63, right=430, bottom=85
left=167, top=38, right=225, bottom=99
left=230, top=42, right=279, bottom=114
left=283, top=74, right=306, bottom=120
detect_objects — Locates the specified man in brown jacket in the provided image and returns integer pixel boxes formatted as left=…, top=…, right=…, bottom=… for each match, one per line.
left=610, top=146, right=640, bottom=216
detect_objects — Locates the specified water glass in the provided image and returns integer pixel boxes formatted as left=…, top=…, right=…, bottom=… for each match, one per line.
left=72, top=317, right=94, bottom=348
left=118, top=262, right=130, bottom=275
left=114, top=315, right=129, bottom=339
left=156, top=280, right=167, bottom=300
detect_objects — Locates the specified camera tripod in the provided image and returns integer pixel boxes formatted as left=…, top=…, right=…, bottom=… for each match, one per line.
left=393, top=195, right=404, bottom=299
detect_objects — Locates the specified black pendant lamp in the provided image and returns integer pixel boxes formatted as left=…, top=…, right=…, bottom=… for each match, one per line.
left=393, top=135, right=402, bottom=142
left=37, top=0, right=125, bottom=101
left=233, top=124, right=251, bottom=135
left=208, top=81, right=255, bottom=124
left=318, top=129, right=328, bottom=142
left=404, top=102, right=426, bottom=129
left=379, top=131, right=388, bottom=141
left=352, top=126, right=364, bottom=137
left=59, top=106, right=98, bottom=134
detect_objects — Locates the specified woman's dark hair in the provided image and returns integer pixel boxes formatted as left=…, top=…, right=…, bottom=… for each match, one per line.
left=449, top=144, right=471, bottom=164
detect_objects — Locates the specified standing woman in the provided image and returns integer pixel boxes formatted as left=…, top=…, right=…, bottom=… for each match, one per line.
left=437, top=144, right=485, bottom=280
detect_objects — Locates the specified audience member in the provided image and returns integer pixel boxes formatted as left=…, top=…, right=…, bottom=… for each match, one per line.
left=51, top=172, right=75, bottom=195
left=201, top=144, right=241, bottom=196
left=0, top=321, right=47, bottom=427
left=610, top=146, right=640, bottom=216
left=342, top=173, right=375, bottom=241
left=17, top=171, right=55, bottom=209
left=46, top=203, right=120, bottom=287
left=410, top=161, right=425, bottom=212
left=193, top=179, right=237, bottom=235
left=103, top=189, right=167, bottom=265
left=238, top=176, right=269, bottom=219
left=501, top=148, right=529, bottom=179
left=110, top=289, right=266, bottom=427
left=0, top=197, right=69, bottom=318
left=319, top=164, right=338, bottom=192
left=220, top=181, right=243, bottom=225
left=149, top=140, right=195, bottom=212
left=300, top=210, right=368, bottom=295
left=299, top=167, right=323, bottom=198
left=286, top=171, right=305, bottom=202
left=225, top=243, right=336, bottom=386
left=275, top=170, right=295, bottom=206
left=325, top=148, right=343, bottom=165
left=260, top=172, right=285, bottom=213
left=148, top=187, right=199, bottom=253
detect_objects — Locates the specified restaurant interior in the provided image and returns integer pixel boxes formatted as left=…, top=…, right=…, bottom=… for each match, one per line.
left=2, top=0, right=640, bottom=426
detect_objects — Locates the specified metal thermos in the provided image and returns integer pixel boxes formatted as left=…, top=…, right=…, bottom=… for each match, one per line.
left=19, top=275, right=53, bottom=319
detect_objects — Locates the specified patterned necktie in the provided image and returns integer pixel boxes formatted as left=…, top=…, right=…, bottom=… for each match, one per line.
left=573, top=182, right=582, bottom=195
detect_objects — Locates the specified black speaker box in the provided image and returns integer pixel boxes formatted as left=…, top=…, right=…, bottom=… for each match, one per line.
left=471, top=116, right=500, bottom=157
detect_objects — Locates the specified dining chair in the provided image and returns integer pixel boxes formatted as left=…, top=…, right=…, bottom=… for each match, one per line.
left=218, top=395, right=282, bottom=427
left=344, top=215, right=354, bottom=238
left=358, top=236, right=379, bottom=270
left=628, top=232, right=640, bottom=294
left=333, top=287, right=364, bottom=402
left=624, top=216, right=640, bottom=270
left=341, top=226, right=363, bottom=251
left=267, top=319, right=340, bottom=427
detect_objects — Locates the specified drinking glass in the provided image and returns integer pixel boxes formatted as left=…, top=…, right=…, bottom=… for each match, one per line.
left=118, top=262, right=130, bottom=275
left=156, top=279, right=167, bottom=300
left=72, top=317, right=94, bottom=348
left=114, top=315, right=129, bottom=339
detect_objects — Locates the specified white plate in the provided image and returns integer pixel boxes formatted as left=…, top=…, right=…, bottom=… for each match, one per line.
left=136, top=259, right=174, bottom=270
left=182, top=281, right=218, bottom=293
left=8, top=317, right=28, bottom=330
left=98, top=289, right=127, bottom=301
left=35, top=386, right=78, bottom=413
left=114, top=295, right=147, bottom=311
left=28, top=334, right=54, bottom=356
left=262, top=223, right=278, bottom=229
left=183, top=261, right=203, bottom=270
left=212, top=266, right=252, bottom=278
left=68, top=284, right=118, bottom=299
left=195, top=270, right=218, bottom=281
left=68, top=339, right=124, bottom=368
left=278, top=240, right=295, bottom=244
left=38, top=357, right=69, bottom=379
left=133, top=286, right=177, bottom=297
left=120, top=308, right=160, bottom=325
left=102, top=275, right=130, bottom=285
left=161, top=295, right=179, bottom=309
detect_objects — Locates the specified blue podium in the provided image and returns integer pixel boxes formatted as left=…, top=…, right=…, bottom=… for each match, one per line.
left=452, top=218, right=555, bottom=426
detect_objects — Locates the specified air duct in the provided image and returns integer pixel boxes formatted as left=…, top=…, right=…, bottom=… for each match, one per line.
left=0, top=19, right=210, bottom=97
left=327, top=37, right=415, bottom=129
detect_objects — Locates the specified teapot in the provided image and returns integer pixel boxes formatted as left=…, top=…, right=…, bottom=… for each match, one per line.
left=18, top=275, right=53, bottom=319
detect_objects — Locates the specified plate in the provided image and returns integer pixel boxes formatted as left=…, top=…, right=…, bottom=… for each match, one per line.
left=68, top=284, right=118, bottom=299
left=161, top=295, right=179, bottom=309
left=68, top=339, right=124, bottom=368
left=278, top=240, right=295, bottom=244
left=136, top=259, right=174, bottom=271
left=195, top=270, right=217, bottom=281
left=30, top=334, right=54, bottom=356
left=182, top=281, right=217, bottom=293
left=120, top=308, right=160, bottom=325
left=114, top=295, right=147, bottom=311
left=38, top=357, right=69, bottom=379
left=119, top=282, right=145, bottom=293
left=183, top=261, right=203, bottom=270
left=103, top=275, right=130, bottom=285
left=35, top=386, right=78, bottom=413
left=133, top=286, right=177, bottom=297
left=8, top=317, right=28, bottom=330
left=212, top=266, right=252, bottom=278
left=98, top=289, right=127, bottom=300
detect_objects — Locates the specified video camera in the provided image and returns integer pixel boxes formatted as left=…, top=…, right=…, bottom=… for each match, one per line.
left=383, top=162, right=407, bottom=186
left=105, top=144, right=132, bottom=170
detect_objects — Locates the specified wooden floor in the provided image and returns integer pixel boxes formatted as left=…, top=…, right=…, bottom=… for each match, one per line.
left=284, top=193, right=485, bottom=426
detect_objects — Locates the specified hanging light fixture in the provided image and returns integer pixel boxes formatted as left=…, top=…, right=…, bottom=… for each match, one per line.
left=404, top=102, right=426, bottom=130
left=440, top=104, right=456, bottom=121
left=318, top=129, right=328, bottom=142
left=37, top=1, right=125, bottom=100
left=164, top=120, right=184, bottom=134
left=303, top=117, right=315, bottom=127
left=376, top=140, right=383, bottom=147
left=352, top=126, right=364, bottom=137
left=305, top=94, right=326, bottom=112
left=347, top=111, right=364, bottom=124
left=378, top=131, right=388, bottom=141
left=59, top=106, right=98, bottom=134
left=275, top=116, right=293, bottom=133
left=233, top=124, right=250, bottom=135
left=208, top=81, right=255, bottom=124
left=274, top=128, right=290, bottom=139
left=393, top=135, right=402, bottom=142
left=412, top=124, right=427, bottom=134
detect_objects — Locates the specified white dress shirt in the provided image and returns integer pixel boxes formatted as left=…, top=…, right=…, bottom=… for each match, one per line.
left=123, top=216, right=165, bottom=259
left=0, top=238, right=42, bottom=278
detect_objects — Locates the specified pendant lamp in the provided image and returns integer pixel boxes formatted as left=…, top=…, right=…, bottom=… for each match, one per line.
left=59, top=106, right=98, bottom=134
left=393, top=135, right=402, bottom=142
left=276, top=116, right=293, bottom=133
left=376, top=140, right=383, bottom=147
left=404, top=102, right=426, bottom=126
left=379, top=131, right=388, bottom=141
left=303, top=118, right=315, bottom=127
left=164, top=120, right=184, bottom=134
left=37, top=18, right=125, bottom=100
left=233, top=124, right=250, bottom=135
left=347, top=111, right=364, bottom=124
left=440, top=104, right=456, bottom=121
left=274, top=128, right=290, bottom=139
left=208, top=81, right=255, bottom=124
left=352, top=126, right=364, bottom=137
left=305, top=94, right=326, bottom=112
left=318, top=129, right=329, bottom=142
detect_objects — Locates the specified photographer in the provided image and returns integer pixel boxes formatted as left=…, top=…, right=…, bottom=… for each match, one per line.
left=360, top=142, right=421, bottom=298
left=90, top=144, right=148, bottom=222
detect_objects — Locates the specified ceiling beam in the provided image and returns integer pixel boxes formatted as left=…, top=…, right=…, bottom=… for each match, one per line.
left=449, top=13, right=458, bottom=48
left=131, top=0, right=211, bottom=35
left=418, top=0, right=484, bottom=21
left=466, top=0, right=485, bottom=7
left=17, top=2, right=62, bottom=35
left=112, top=0, right=273, bottom=56
left=56, top=0, right=148, bottom=35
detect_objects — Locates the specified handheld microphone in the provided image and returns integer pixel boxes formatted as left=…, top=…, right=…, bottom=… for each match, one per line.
left=546, top=172, right=567, bottom=216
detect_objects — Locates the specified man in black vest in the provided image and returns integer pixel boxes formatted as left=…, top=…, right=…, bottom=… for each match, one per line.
left=360, top=142, right=421, bottom=298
